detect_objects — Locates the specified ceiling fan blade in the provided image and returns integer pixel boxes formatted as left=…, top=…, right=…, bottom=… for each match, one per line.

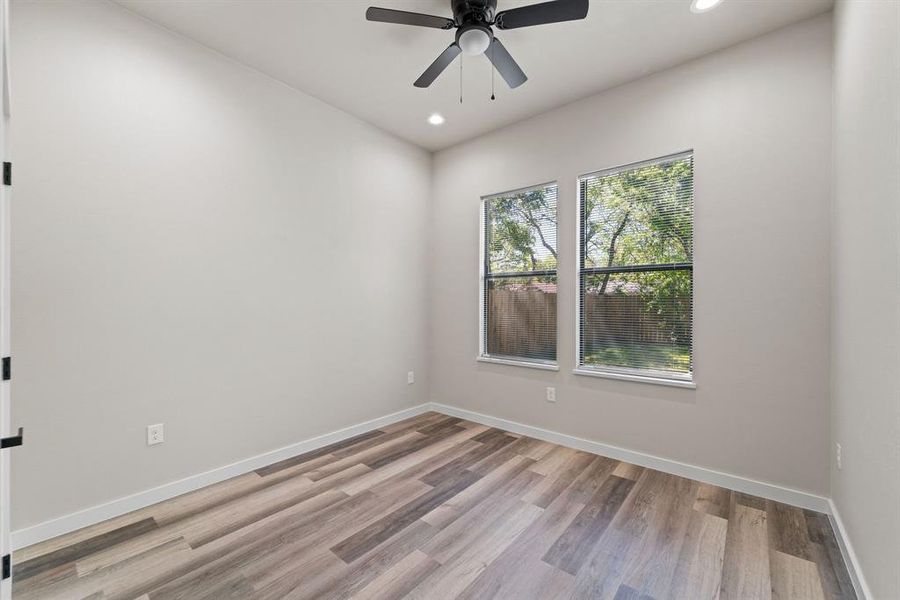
left=414, top=43, right=462, bottom=88
left=494, top=0, right=588, bottom=29
left=486, top=38, right=527, bottom=89
left=366, top=7, right=455, bottom=29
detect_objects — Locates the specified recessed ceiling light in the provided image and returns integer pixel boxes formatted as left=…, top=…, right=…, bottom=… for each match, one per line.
left=427, top=113, right=445, bottom=126
left=691, top=0, right=723, bottom=13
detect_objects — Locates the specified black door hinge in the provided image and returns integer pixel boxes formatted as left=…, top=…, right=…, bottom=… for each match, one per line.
left=0, top=427, right=22, bottom=449
left=2, top=162, right=9, bottom=186
left=2, top=356, right=9, bottom=381
left=2, top=554, right=9, bottom=580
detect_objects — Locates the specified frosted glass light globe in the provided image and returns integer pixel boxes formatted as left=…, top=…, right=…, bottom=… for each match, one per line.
left=459, top=27, right=491, bottom=56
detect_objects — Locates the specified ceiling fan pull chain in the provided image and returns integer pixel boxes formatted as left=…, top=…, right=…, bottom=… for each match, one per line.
left=490, top=43, right=495, bottom=101
left=459, top=55, right=463, bottom=104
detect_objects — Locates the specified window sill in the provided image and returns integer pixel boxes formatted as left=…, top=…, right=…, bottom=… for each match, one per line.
left=572, top=367, right=696, bottom=389
left=477, top=356, right=559, bottom=372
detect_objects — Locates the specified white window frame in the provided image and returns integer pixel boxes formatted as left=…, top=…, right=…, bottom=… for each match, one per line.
left=573, top=151, right=696, bottom=389
left=478, top=182, right=560, bottom=371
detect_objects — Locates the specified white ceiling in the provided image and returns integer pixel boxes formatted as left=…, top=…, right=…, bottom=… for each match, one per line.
left=115, top=0, right=832, bottom=151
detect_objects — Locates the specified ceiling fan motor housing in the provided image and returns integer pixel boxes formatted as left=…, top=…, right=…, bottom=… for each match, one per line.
left=451, top=0, right=498, bottom=26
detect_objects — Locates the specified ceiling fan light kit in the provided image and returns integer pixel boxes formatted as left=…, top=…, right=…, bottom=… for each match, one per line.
left=458, top=25, right=492, bottom=56
left=366, top=0, right=589, bottom=90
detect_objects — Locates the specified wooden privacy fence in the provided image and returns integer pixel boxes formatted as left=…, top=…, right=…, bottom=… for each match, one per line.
left=486, top=288, right=687, bottom=358
left=486, top=288, right=557, bottom=359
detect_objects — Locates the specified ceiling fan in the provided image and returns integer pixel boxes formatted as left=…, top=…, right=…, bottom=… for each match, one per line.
left=366, top=0, right=589, bottom=89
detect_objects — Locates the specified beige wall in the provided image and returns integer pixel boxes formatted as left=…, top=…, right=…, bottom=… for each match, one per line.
left=9, top=0, right=431, bottom=530
left=832, top=1, right=900, bottom=597
left=430, top=15, right=834, bottom=495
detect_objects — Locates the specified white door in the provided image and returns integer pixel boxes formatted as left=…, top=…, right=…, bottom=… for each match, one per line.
left=0, top=0, right=12, bottom=597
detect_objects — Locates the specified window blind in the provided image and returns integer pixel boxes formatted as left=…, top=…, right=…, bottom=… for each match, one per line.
left=482, top=183, right=558, bottom=364
left=579, top=152, right=693, bottom=379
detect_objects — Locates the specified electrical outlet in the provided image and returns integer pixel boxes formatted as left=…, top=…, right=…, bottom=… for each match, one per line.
left=836, top=442, right=842, bottom=470
left=546, top=387, right=556, bottom=403
left=147, top=423, right=164, bottom=446
left=407, top=371, right=415, bottom=385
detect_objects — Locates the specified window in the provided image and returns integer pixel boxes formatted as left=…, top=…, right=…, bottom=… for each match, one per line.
left=577, top=152, right=693, bottom=383
left=480, top=183, right=558, bottom=367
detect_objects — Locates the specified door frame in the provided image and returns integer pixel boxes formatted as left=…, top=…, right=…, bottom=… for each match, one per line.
left=1, top=0, right=12, bottom=597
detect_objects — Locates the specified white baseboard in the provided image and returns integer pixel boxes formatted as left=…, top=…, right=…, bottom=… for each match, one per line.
left=10, top=403, right=432, bottom=550
left=13, top=400, right=869, bottom=600
left=428, top=402, right=880, bottom=597
left=428, top=402, right=832, bottom=513
left=827, top=499, right=872, bottom=600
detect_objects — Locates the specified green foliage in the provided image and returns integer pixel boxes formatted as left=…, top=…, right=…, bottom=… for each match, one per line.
left=583, top=157, right=693, bottom=267
left=583, top=156, right=694, bottom=369
left=486, top=187, right=557, bottom=274
left=584, top=343, right=691, bottom=372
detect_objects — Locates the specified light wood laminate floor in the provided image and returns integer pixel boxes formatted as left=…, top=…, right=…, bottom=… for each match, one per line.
left=13, top=412, right=855, bottom=599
